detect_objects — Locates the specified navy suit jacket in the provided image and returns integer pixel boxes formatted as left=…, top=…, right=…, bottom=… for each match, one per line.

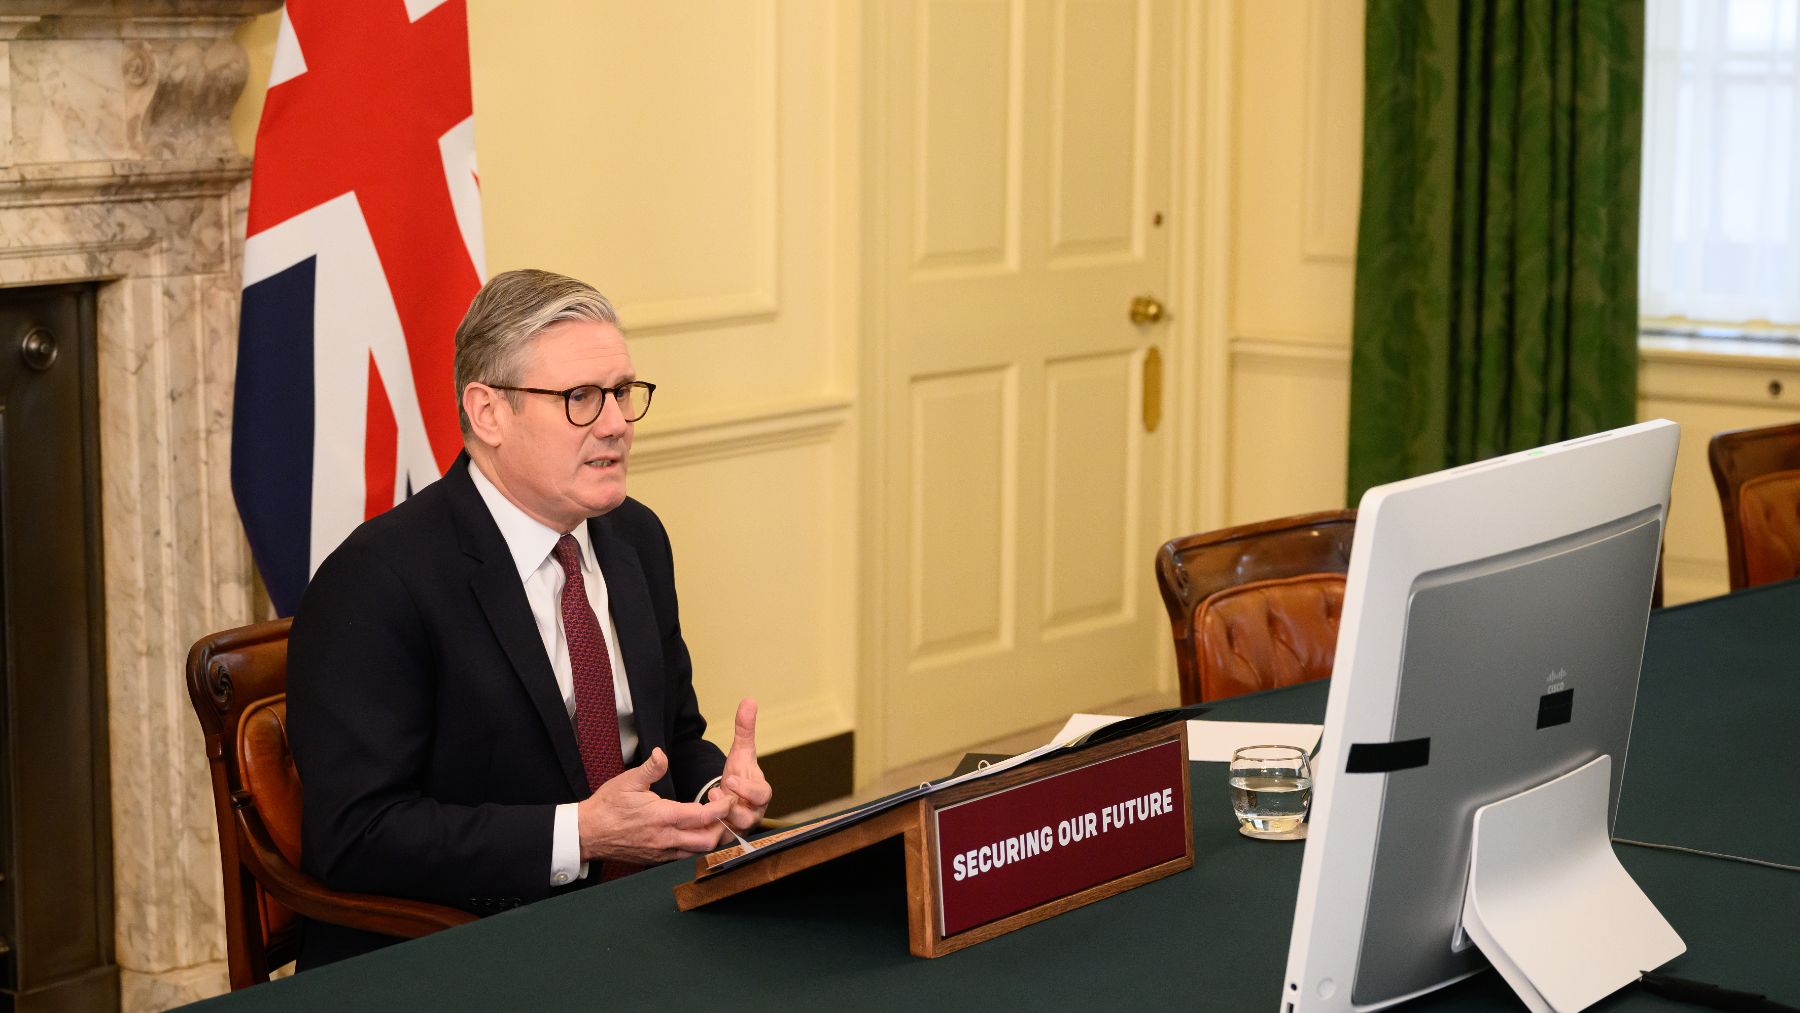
left=287, top=453, right=725, bottom=968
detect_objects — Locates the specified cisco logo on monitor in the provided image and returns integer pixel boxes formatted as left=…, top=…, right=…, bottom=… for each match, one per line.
left=1538, top=674, right=1575, bottom=730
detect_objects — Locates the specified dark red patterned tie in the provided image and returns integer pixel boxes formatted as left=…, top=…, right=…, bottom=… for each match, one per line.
left=550, top=535, right=635, bottom=879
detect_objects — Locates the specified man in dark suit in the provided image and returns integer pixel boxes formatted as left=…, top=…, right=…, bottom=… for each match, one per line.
left=288, top=268, right=772, bottom=968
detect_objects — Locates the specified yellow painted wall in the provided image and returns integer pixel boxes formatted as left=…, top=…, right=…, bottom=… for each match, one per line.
left=230, top=13, right=277, bottom=152
left=231, top=3, right=860, bottom=756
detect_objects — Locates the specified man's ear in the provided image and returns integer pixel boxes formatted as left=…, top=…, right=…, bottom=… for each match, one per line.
left=462, top=382, right=507, bottom=449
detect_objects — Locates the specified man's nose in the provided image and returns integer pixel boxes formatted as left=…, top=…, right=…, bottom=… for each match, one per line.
left=590, top=391, right=630, bottom=436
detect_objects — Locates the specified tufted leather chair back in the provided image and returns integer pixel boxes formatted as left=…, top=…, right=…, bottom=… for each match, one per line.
left=238, top=696, right=303, bottom=939
left=1709, top=421, right=1800, bottom=591
left=1156, top=511, right=1355, bottom=704
left=1736, top=470, right=1800, bottom=587
left=186, top=619, right=301, bottom=986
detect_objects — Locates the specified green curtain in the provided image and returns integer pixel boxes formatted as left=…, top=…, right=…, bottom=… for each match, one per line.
left=1346, top=0, right=1644, bottom=505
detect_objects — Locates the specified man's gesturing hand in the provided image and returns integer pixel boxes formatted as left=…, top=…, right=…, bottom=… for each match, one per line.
left=709, top=697, right=774, bottom=844
left=577, top=747, right=731, bottom=864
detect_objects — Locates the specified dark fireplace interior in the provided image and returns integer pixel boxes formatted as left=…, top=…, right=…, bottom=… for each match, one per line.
left=0, top=284, right=117, bottom=1010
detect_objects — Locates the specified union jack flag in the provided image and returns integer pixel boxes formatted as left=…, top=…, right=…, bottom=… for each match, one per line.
left=233, top=0, right=484, bottom=616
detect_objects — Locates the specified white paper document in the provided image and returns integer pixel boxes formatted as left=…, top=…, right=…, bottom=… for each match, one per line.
left=1051, top=714, right=1323, bottom=763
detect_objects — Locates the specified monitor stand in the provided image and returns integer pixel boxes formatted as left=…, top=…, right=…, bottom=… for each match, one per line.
left=1453, top=754, right=1684, bottom=1012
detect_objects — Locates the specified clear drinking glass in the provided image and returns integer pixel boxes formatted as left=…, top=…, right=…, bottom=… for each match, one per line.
left=1229, top=745, right=1313, bottom=839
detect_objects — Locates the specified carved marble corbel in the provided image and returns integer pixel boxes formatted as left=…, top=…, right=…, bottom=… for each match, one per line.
left=0, top=0, right=281, bottom=200
left=125, top=33, right=251, bottom=161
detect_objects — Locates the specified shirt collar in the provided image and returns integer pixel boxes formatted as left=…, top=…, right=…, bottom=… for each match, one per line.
left=467, top=457, right=596, bottom=582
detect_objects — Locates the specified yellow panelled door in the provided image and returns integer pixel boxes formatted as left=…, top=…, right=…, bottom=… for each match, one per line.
left=871, top=0, right=1174, bottom=769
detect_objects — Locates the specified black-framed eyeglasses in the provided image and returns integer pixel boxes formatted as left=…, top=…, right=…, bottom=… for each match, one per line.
left=485, top=380, right=656, bottom=426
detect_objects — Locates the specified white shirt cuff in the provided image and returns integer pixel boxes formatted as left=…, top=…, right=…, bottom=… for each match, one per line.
left=550, top=803, right=589, bottom=886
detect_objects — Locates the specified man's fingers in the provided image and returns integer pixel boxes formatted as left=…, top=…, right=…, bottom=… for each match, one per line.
left=654, top=794, right=732, bottom=831
left=707, top=783, right=750, bottom=808
left=660, top=828, right=724, bottom=859
left=639, top=836, right=723, bottom=863
left=668, top=826, right=726, bottom=855
left=698, top=790, right=733, bottom=822
left=729, top=698, right=758, bottom=755
left=618, top=747, right=668, bottom=791
left=724, top=773, right=773, bottom=807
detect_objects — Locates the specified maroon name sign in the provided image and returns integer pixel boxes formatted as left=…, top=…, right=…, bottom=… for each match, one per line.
left=675, top=721, right=1193, bottom=958
left=933, top=738, right=1190, bottom=938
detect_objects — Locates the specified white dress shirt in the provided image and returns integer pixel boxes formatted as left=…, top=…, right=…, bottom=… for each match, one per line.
left=468, top=459, right=636, bottom=887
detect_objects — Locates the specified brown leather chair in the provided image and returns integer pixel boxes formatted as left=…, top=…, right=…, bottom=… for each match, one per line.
left=185, top=619, right=473, bottom=989
left=1709, top=420, right=1800, bottom=591
left=1155, top=510, right=1356, bottom=704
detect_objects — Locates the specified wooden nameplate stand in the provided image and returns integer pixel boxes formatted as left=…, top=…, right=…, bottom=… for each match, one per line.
left=674, top=721, right=1193, bottom=958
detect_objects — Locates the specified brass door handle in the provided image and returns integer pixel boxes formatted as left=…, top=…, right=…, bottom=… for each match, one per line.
left=1129, top=295, right=1166, bottom=326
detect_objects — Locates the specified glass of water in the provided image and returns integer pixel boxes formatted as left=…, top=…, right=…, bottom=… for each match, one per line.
left=1229, top=745, right=1313, bottom=839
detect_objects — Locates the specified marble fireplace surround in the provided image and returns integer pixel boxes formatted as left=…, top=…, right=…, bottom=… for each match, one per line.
left=0, top=2, right=281, bottom=1008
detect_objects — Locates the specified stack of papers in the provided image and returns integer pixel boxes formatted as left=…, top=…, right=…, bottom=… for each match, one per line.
left=1050, top=714, right=1322, bottom=762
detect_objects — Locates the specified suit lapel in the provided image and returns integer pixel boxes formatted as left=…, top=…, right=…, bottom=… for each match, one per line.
left=444, top=454, right=590, bottom=799
left=589, top=514, right=666, bottom=769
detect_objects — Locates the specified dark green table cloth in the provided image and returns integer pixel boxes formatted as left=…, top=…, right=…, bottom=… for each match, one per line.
left=1614, top=580, right=1799, bottom=870
left=193, top=583, right=1800, bottom=1011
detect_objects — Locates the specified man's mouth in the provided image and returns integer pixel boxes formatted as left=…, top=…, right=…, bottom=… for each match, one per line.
left=584, top=455, right=621, bottom=470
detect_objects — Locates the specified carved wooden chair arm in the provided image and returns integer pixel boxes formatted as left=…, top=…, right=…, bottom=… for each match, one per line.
left=233, top=806, right=475, bottom=938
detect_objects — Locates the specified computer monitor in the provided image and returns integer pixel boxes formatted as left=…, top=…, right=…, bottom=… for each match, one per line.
left=1280, top=420, right=1684, bottom=1012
